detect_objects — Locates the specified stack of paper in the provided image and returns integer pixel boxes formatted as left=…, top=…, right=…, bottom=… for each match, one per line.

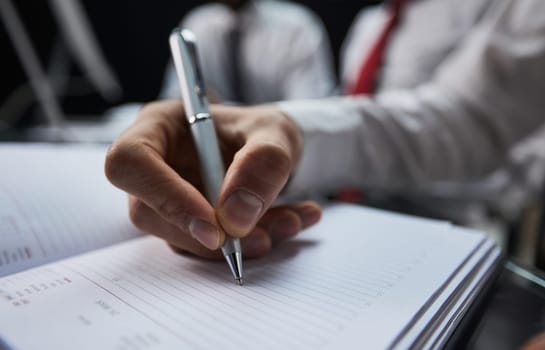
left=0, top=144, right=501, bottom=349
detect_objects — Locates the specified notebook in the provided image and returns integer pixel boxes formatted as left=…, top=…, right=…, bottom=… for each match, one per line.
left=0, top=144, right=501, bottom=349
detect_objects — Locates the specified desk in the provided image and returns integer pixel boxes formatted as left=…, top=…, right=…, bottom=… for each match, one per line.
left=464, top=261, right=545, bottom=349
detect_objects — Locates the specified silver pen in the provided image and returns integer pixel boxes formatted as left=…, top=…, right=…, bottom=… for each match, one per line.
left=169, top=28, right=244, bottom=285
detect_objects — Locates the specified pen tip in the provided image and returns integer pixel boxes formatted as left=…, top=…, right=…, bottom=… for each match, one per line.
left=224, top=250, right=244, bottom=285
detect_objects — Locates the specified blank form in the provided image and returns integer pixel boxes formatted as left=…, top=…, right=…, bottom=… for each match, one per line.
left=0, top=144, right=141, bottom=277
left=0, top=205, right=493, bottom=350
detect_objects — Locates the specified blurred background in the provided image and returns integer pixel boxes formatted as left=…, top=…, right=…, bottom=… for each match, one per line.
left=1, top=0, right=379, bottom=127
left=2, top=0, right=545, bottom=272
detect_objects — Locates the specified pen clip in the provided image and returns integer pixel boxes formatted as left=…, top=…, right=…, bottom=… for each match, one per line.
left=169, top=28, right=210, bottom=119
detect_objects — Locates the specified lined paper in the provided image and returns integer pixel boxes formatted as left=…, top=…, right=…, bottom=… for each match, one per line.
left=0, top=144, right=141, bottom=277
left=0, top=205, right=493, bottom=350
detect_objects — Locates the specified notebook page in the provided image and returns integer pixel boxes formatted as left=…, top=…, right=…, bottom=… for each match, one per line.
left=0, top=144, right=141, bottom=277
left=0, top=204, right=487, bottom=350
left=393, top=235, right=499, bottom=349
left=421, top=248, right=501, bottom=350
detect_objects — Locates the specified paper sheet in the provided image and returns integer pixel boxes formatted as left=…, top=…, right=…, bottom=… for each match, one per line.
left=0, top=144, right=141, bottom=277
left=394, top=232, right=500, bottom=349
left=0, top=205, right=490, bottom=350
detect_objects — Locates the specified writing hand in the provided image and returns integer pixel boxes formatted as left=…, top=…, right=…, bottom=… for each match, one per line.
left=105, top=100, right=321, bottom=259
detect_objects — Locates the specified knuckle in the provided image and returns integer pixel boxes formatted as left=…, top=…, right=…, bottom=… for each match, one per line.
left=156, top=197, right=189, bottom=229
left=140, top=100, right=183, bottom=123
left=245, top=142, right=293, bottom=178
left=231, top=142, right=293, bottom=195
left=274, top=112, right=302, bottom=161
left=138, top=101, right=163, bottom=119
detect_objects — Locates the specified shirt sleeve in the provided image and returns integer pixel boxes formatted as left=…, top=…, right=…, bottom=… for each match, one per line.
left=277, top=0, right=545, bottom=198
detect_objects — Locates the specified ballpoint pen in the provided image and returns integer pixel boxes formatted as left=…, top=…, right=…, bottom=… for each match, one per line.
left=169, top=28, right=244, bottom=285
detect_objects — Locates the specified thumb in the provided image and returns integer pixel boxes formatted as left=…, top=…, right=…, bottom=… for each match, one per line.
left=216, top=109, right=302, bottom=237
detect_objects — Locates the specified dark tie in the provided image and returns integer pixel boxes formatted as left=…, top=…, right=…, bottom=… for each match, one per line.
left=228, top=20, right=244, bottom=103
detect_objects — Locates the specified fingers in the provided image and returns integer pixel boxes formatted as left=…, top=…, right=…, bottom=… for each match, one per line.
left=292, top=201, right=323, bottom=228
left=131, top=196, right=271, bottom=259
left=169, top=228, right=272, bottom=260
left=106, top=101, right=306, bottom=258
left=240, top=228, right=272, bottom=257
left=130, top=196, right=222, bottom=258
left=216, top=107, right=303, bottom=238
left=134, top=197, right=322, bottom=260
left=258, top=201, right=322, bottom=243
left=105, top=101, right=224, bottom=250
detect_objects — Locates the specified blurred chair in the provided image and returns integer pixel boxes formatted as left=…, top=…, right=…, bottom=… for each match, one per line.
left=0, top=0, right=121, bottom=140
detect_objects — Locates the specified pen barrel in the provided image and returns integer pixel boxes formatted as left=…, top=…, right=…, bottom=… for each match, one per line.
left=189, top=117, right=225, bottom=206
left=170, top=28, right=243, bottom=282
left=169, top=29, right=209, bottom=117
left=190, top=117, right=242, bottom=270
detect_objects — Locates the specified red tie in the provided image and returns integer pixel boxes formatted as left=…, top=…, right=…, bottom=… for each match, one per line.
left=337, top=0, right=408, bottom=204
left=347, top=0, right=409, bottom=95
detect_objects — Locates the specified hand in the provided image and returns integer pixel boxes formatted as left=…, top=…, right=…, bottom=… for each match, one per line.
left=105, top=100, right=322, bottom=259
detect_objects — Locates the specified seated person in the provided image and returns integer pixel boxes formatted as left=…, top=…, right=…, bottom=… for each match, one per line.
left=105, top=0, right=545, bottom=258
left=160, top=0, right=336, bottom=104
left=339, top=0, right=545, bottom=222
left=341, top=0, right=493, bottom=94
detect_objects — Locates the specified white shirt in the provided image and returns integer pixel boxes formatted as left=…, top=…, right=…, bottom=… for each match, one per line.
left=279, top=0, right=545, bottom=212
left=161, top=0, right=336, bottom=104
left=341, top=0, right=493, bottom=92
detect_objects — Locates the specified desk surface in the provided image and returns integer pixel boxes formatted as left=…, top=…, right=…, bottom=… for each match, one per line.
left=466, top=261, right=545, bottom=350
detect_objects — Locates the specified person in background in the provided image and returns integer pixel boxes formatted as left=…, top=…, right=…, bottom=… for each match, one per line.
left=335, top=0, right=545, bottom=222
left=341, top=0, right=493, bottom=95
left=105, top=0, right=544, bottom=259
left=160, top=0, right=336, bottom=104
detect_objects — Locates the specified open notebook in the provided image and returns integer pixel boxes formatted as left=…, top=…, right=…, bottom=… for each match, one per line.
left=0, top=144, right=501, bottom=350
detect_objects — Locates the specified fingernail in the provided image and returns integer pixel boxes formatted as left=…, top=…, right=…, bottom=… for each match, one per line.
left=222, top=189, right=264, bottom=233
left=189, top=218, right=219, bottom=250
left=242, top=234, right=271, bottom=257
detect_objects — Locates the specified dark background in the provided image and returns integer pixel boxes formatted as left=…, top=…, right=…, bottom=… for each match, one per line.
left=1, top=1, right=379, bottom=125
